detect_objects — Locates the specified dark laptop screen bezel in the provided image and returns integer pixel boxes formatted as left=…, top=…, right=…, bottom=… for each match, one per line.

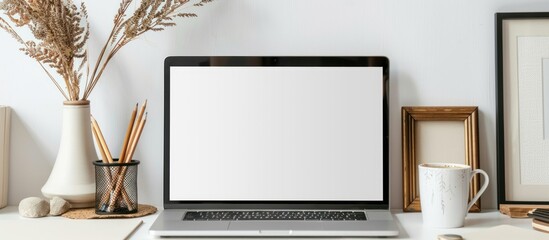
left=164, top=56, right=389, bottom=209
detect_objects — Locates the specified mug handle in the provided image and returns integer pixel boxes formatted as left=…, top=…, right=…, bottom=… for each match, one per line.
left=466, top=169, right=489, bottom=213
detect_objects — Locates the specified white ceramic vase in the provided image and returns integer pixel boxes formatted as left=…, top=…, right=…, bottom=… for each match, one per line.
left=41, top=101, right=97, bottom=208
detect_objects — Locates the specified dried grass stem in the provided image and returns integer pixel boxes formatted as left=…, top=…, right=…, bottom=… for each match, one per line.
left=0, top=0, right=214, bottom=101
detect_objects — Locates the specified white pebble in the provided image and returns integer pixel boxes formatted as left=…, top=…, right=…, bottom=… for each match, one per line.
left=49, top=197, right=71, bottom=216
left=19, top=197, right=49, bottom=218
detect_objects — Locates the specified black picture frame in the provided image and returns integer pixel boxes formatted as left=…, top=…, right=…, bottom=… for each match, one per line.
left=496, top=12, right=549, bottom=210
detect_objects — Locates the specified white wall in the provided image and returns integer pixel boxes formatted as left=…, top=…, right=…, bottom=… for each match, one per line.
left=1, top=0, right=548, bottom=209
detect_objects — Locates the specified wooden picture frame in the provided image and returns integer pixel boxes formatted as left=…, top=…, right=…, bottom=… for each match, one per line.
left=496, top=12, right=549, bottom=215
left=402, top=106, right=480, bottom=212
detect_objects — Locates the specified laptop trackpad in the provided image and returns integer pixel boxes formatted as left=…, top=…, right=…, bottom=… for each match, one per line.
left=180, top=221, right=230, bottom=230
left=229, top=221, right=324, bottom=232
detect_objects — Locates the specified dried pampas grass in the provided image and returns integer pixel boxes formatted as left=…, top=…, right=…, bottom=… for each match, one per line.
left=0, top=0, right=214, bottom=101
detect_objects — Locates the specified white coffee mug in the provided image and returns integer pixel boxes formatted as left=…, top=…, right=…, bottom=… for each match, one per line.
left=418, top=163, right=489, bottom=228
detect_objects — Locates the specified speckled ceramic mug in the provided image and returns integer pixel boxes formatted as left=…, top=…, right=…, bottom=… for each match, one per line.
left=418, top=163, right=489, bottom=228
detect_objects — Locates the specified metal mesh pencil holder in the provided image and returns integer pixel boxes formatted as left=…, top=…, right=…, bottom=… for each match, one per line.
left=93, top=159, right=139, bottom=214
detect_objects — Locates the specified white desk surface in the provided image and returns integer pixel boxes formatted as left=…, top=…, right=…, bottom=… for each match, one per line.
left=0, top=206, right=539, bottom=239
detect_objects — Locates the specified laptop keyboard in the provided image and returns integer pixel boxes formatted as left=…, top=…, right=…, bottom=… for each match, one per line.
left=183, top=211, right=367, bottom=221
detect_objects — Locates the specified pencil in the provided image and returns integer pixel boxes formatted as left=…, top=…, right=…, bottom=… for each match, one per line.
left=91, top=125, right=109, bottom=164
left=91, top=116, right=113, bottom=163
left=109, top=114, right=147, bottom=211
left=119, top=103, right=138, bottom=161
left=125, top=113, right=147, bottom=163
left=94, top=124, right=115, bottom=206
left=126, top=100, right=147, bottom=160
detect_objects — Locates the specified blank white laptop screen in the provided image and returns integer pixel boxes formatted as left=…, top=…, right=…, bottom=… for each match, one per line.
left=169, top=66, right=383, bottom=201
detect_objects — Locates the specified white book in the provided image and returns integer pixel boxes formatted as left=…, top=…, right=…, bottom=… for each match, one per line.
left=0, top=219, right=142, bottom=240
left=0, top=106, right=10, bottom=209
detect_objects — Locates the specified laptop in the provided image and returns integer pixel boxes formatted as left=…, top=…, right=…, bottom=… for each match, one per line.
left=150, top=56, right=399, bottom=237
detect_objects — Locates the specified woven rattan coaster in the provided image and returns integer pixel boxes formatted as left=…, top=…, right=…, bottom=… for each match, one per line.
left=61, top=204, right=157, bottom=219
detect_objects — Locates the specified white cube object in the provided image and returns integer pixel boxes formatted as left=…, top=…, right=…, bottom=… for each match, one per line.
left=0, top=106, right=10, bottom=209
